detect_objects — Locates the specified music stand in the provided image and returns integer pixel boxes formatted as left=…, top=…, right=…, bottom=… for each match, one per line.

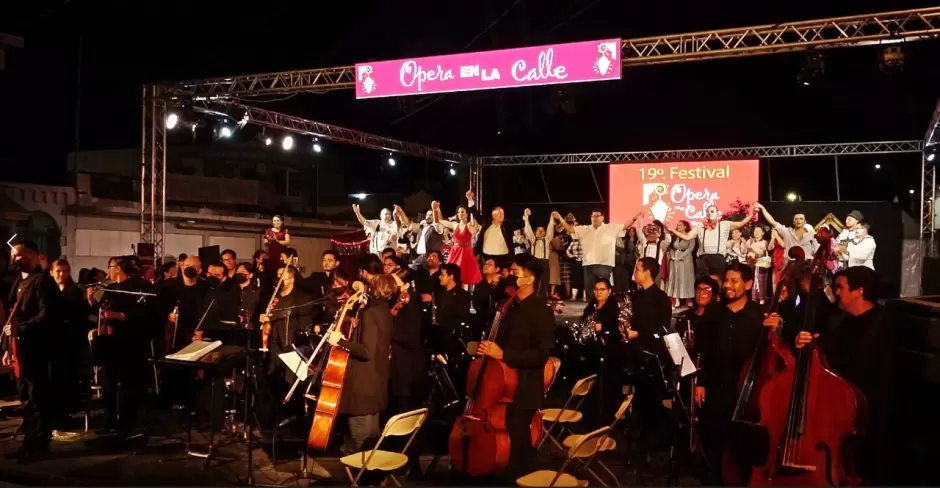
left=652, top=333, right=711, bottom=487
left=152, top=345, right=248, bottom=474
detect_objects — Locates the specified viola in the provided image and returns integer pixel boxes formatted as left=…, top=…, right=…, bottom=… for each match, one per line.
left=449, top=297, right=517, bottom=476
left=749, top=229, right=867, bottom=486
left=722, top=246, right=805, bottom=485
left=306, top=282, right=367, bottom=451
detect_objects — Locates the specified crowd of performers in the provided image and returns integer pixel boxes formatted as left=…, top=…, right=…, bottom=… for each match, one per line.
left=0, top=194, right=892, bottom=486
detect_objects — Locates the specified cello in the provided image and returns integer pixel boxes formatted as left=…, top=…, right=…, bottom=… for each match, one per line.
left=749, top=229, right=867, bottom=486
left=449, top=297, right=516, bottom=476
left=305, top=282, right=367, bottom=451
left=722, top=246, right=806, bottom=484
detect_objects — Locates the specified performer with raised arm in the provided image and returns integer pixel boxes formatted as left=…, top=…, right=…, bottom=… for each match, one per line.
left=556, top=210, right=638, bottom=293
left=753, top=203, right=818, bottom=260
left=353, top=204, right=400, bottom=256
left=398, top=207, right=444, bottom=270
left=431, top=200, right=482, bottom=285
left=263, top=215, right=291, bottom=271
left=466, top=190, right=513, bottom=267
left=668, top=204, right=756, bottom=278
left=522, top=208, right=557, bottom=299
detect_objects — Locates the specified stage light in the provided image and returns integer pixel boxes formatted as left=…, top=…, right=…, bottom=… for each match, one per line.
left=281, top=135, right=294, bottom=151
left=166, top=113, right=179, bottom=130
left=352, top=193, right=367, bottom=200
left=910, top=189, right=916, bottom=194
left=218, top=125, right=233, bottom=139
left=388, top=157, right=396, bottom=167
left=797, top=52, right=825, bottom=86
left=449, top=167, right=457, bottom=176
left=785, top=192, right=799, bottom=202
left=874, top=164, right=881, bottom=170
left=879, top=46, right=905, bottom=74
left=927, top=146, right=937, bottom=162
left=930, top=153, right=937, bottom=162
left=313, top=143, right=322, bottom=153
left=264, top=137, right=273, bottom=146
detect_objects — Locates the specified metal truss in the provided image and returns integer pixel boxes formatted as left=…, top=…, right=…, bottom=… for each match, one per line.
left=921, top=155, right=935, bottom=240
left=193, top=99, right=465, bottom=163
left=926, top=96, right=940, bottom=147
left=622, top=7, right=940, bottom=66
left=477, top=141, right=923, bottom=166
left=164, top=7, right=940, bottom=97
left=141, top=86, right=168, bottom=259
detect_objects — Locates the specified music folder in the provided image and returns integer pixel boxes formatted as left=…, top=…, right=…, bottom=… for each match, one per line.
left=662, top=332, right=697, bottom=378
left=278, top=351, right=309, bottom=382
left=166, top=340, right=223, bottom=362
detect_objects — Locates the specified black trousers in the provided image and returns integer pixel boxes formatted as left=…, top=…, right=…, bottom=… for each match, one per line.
left=504, top=406, right=537, bottom=483
left=17, top=352, right=53, bottom=452
left=696, top=254, right=727, bottom=279
left=99, top=338, right=147, bottom=434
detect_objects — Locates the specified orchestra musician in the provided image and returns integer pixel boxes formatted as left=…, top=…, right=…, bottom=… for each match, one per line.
left=389, top=267, right=427, bottom=477
left=434, top=264, right=472, bottom=357
left=95, top=255, right=158, bottom=442
left=580, top=278, right=627, bottom=425
left=233, top=263, right=262, bottom=328
left=195, top=262, right=241, bottom=344
left=626, top=257, right=671, bottom=455
left=159, top=255, right=208, bottom=406
left=774, top=265, right=893, bottom=484
left=49, top=258, right=91, bottom=438
left=2, top=242, right=60, bottom=462
left=693, top=262, right=767, bottom=485
left=325, top=255, right=394, bottom=454
left=475, top=255, right=555, bottom=482
left=258, top=265, right=313, bottom=428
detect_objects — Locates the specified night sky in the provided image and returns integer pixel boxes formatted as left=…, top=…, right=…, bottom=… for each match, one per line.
left=2, top=0, right=939, bottom=211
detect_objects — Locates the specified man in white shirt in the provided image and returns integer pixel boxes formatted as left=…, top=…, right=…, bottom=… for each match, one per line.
left=837, top=210, right=864, bottom=245
left=557, top=209, right=638, bottom=293
left=523, top=208, right=555, bottom=298
left=467, top=190, right=513, bottom=267
left=754, top=203, right=818, bottom=260
left=845, top=222, right=876, bottom=270
left=668, top=204, right=755, bottom=278
left=352, top=204, right=400, bottom=256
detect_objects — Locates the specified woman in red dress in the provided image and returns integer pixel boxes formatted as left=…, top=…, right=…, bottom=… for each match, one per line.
left=431, top=201, right=482, bottom=285
left=263, top=215, right=291, bottom=271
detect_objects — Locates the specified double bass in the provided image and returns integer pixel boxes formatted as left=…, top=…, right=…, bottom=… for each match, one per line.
left=305, top=282, right=367, bottom=451
left=723, top=246, right=806, bottom=484
left=749, top=229, right=866, bottom=486
left=449, top=297, right=516, bottom=476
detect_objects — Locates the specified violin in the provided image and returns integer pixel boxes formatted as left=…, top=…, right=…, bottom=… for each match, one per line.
left=391, top=287, right=410, bottom=317
left=749, top=228, right=867, bottom=486
left=2, top=291, right=24, bottom=379
left=449, top=297, right=516, bottom=475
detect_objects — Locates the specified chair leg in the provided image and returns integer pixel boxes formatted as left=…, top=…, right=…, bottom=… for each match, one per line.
left=389, top=474, right=402, bottom=487
left=597, top=460, right=621, bottom=487
left=587, top=467, right=609, bottom=487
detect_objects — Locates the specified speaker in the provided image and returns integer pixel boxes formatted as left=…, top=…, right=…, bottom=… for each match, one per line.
left=136, top=243, right=155, bottom=267
left=198, top=245, right=221, bottom=267
left=922, top=257, right=940, bottom=296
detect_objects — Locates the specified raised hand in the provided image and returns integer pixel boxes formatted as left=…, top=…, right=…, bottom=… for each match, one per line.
left=465, top=190, right=474, bottom=200
left=352, top=204, right=360, bottom=214
left=551, top=211, right=562, bottom=220
left=524, top=208, right=532, bottom=219
left=431, top=201, right=440, bottom=211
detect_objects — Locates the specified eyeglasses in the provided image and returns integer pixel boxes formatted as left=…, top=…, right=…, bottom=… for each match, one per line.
left=695, top=287, right=712, bottom=294
left=594, top=287, right=610, bottom=292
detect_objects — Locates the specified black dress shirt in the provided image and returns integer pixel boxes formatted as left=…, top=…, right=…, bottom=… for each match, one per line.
left=629, top=284, right=673, bottom=354
left=496, top=293, right=556, bottom=410
left=697, top=299, right=765, bottom=409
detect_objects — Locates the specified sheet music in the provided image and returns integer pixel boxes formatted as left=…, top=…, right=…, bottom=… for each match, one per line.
left=662, top=332, right=697, bottom=378
left=166, top=340, right=223, bottom=361
left=278, top=351, right=309, bottom=381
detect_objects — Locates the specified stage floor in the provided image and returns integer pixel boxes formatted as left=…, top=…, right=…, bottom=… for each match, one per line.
left=0, top=404, right=699, bottom=486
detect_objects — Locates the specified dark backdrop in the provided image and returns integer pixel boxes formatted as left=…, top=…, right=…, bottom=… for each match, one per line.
left=498, top=200, right=902, bottom=297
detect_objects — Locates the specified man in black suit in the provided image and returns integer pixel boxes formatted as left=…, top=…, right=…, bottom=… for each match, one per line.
left=2, top=242, right=60, bottom=462
left=476, top=255, right=555, bottom=481
left=434, top=263, right=472, bottom=357
left=467, top=190, right=514, bottom=268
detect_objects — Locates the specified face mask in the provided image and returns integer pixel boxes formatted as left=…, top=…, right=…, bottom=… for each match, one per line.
left=206, top=276, right=221, bottom=288
left=183, top=267, right=199, bottom=279
left=233, top=274, right=249, bottom=285
left=9, top=261, right=22, bottom=273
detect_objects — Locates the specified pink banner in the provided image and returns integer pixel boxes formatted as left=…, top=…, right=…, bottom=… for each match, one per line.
left=355, top=38, right=621, bottom=99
